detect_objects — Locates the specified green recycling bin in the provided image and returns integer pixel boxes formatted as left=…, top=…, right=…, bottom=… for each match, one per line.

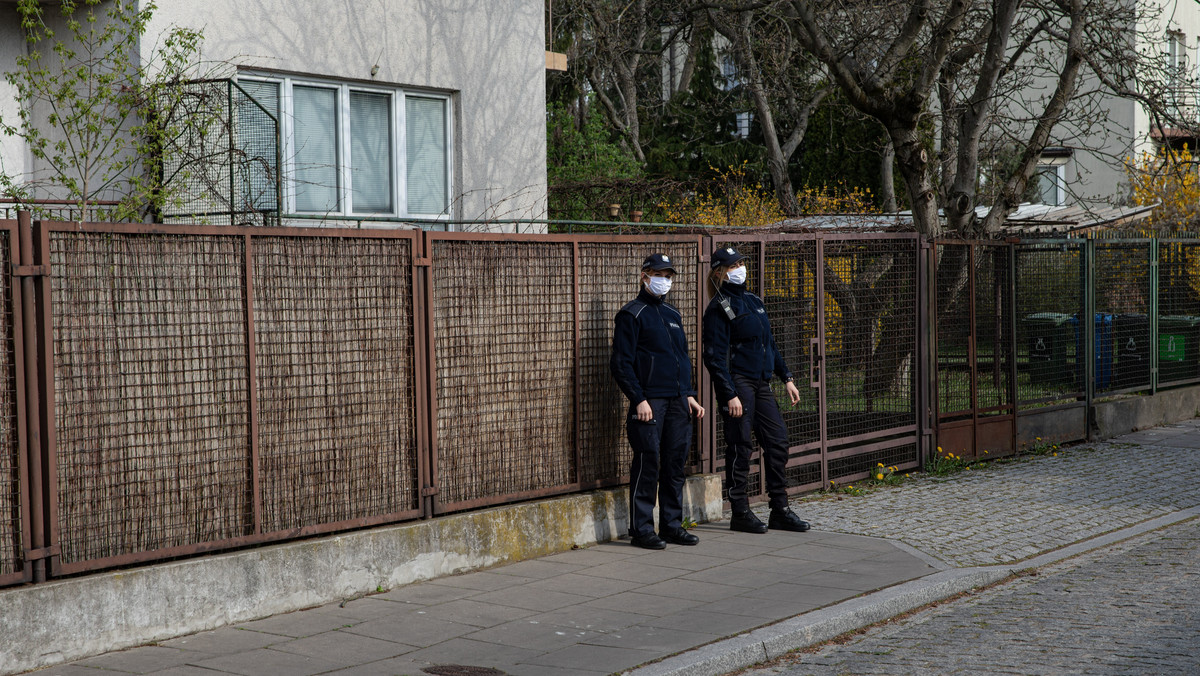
left=1158, top=315, right=1200, bottom=383
left=1022, top=312, right=1075, bottom=385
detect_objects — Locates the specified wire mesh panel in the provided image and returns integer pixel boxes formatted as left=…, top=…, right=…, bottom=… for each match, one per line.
left=763, top=240, right=821, bottom=450
left=1157, top=240, right=1200, bottom=387
left=822, top=238, right=918, bottom=442
left=1015, top=242, right=1084, bottom=404
left=49, top=232, right=252, bottom=565
left=1095, top=241, right=1151, bottom=393
left=762, top=239, right=823, bottom=491
left=975, top=244, right=1014, bottom=415
left=0, top=228, right=20, bottom=580
left=431, top=239, right=576, bottom=507
left=253, top=236, right=419, bottom=533
left=935, top=243, right=974, bottom=419
left=576, top=240, right=700, bottom=485
left=161, top=80, right=281, bottom=227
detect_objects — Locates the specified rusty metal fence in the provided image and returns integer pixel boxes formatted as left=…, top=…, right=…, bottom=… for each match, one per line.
left=19, top=217, right=1200, bottom=587
left=706, top=233, right=925, bottom=500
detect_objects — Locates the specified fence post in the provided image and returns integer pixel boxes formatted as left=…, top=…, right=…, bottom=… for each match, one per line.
left=1007, top=239, right=1019, bottom=449
left=415, top=232, right=439, bottom=518
left=16, top=211, right=45, bottom=582
left=918, top=238, right=934, bottom=469
left=1150, top=238, right=1159, bottom=395
left=571, top=240, right=582, bottom=484
left=1083, top=238, right=1096, bottom=440
left=698, top=236, right=713, bottom=474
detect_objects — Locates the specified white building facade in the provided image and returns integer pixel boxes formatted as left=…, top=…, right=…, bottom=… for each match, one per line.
left=0, top=0, right=549, bottom=229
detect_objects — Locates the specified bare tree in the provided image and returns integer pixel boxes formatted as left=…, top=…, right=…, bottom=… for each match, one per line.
left=559, top=0, right=692, bottom=163
left=705, top=3, right=829, bottom=216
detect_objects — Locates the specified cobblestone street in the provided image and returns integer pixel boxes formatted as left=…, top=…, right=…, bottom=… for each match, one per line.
left=777, top=423, right=1200, bottom=567
left=742, top=518, right=1200, bottom=676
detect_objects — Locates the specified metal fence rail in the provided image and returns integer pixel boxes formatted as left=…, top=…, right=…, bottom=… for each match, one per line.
left=12, top=213, right=1200, bottom=588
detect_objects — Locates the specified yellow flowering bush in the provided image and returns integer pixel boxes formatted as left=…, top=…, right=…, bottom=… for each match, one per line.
left=796, top=181, right=880, bottom=215
left=659, top=165, right=880, bottom=226
left=659, top=164, right=784, bottom=227
left=1126, top=144, right=1200, bottom=230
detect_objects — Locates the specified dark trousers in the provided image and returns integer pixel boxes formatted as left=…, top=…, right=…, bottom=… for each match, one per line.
left=626, top=396, right=692, bottom=538
left=720, top=376, right=790, bottom=514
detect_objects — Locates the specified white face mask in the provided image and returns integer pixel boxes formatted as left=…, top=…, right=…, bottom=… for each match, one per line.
left=726, top=266, right=747, bottom=285
left=645, top=275, right=673, bottom=296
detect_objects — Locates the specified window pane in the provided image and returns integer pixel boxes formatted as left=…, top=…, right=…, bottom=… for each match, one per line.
left=406, top=97, right=448, bottom=215
left=350, top=91, right=393, bottom=213
left=1037, top=167, right=1058, bottom=206
left=237, top=80, right=280, bottom=212
left=293, top=86, right=339, bottom=212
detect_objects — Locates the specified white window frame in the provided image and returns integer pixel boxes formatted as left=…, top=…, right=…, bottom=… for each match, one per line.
left=238, top=73, right=454, bottom=221
left=1035, top=161, right=1067, bottom=206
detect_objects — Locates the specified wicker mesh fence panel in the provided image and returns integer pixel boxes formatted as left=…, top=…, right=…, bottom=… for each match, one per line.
left=936, top=243, right=972, bottom=419
left=1015, top=242, right=1083, bottom=404
left=50, top=232, right=251, bottom=564
left=1157, top=241, right=1200, bottom=386
left=0, top=230, right=18, bottom=576
left=431, top=241, right=576, bottom=505
left=161, top=80, right=280, bottom=227
left=822, top=239, right=917, bottom=442
left=975, top=244, right=1013, bottom=415
left=576, top=242, right=700, bottom=484
left=1095, top=241, right=1151, bottom=393
left=253, top=237, right=418, bottom=532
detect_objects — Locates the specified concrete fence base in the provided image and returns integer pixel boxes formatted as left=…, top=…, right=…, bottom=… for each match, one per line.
left=0, top=474, right=724, bottom=675
left=1093, top=384, right=1200, bottom=439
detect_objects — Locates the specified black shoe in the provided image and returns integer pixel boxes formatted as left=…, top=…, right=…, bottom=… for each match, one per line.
left=769, top=507, right=810, bottom=532
left=729, top=511, right=768, bottom=534
left=660, top=529, right=699, bottom=546
left=630, top=533, right=667, bottom=550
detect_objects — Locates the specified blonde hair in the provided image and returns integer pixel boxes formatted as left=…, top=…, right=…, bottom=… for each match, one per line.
left=707, top=267, right=727, bottom=298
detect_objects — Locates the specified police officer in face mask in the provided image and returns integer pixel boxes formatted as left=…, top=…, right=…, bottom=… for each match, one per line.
left=702, top=247, right=810, bottom=534
left=611, top=253, right=706, bottom=550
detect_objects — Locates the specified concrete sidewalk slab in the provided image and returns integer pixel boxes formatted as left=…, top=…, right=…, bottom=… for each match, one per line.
left=22, top=420, right=1200, bottom=676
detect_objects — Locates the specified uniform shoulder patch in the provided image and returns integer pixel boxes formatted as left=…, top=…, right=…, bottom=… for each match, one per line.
left=618, top=299, right=648, bottom=318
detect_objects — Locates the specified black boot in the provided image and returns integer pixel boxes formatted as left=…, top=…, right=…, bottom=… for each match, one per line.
left=729, top=511, right=768, bottom=534
left=768, top=507, right=810, bottom=532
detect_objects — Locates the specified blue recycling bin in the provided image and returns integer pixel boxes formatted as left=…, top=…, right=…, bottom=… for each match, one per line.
left=1074, top=313, right=1113, bottom=390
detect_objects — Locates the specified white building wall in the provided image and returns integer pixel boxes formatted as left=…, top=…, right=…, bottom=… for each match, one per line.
left=0, top=5, right=29, bottom=196
left=1, top=0, right=548, bottom=227
left=150, top=0, right=547, bottom=227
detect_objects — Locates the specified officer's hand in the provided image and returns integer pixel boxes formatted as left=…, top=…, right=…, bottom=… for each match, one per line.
left=785, top=381, right=801, bottom=406
left=727, top=397, right=743, bottom=418
left=687, top=397, right=705, bottom=420
left=636, top=400, right=654, bottom=422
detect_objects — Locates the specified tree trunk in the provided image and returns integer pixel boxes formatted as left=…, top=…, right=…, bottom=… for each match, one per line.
left=880, top=138, right=897, bottom=213
left=889, top=125, right=941, bottom=237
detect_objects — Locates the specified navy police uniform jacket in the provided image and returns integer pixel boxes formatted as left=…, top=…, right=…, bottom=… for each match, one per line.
left=610, top=288, right=696, bottom=403
left=702, top=282, right=793, bottom=404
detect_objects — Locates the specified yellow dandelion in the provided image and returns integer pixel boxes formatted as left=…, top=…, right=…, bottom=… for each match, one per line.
left=875, top=473, right=884, bottom=480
